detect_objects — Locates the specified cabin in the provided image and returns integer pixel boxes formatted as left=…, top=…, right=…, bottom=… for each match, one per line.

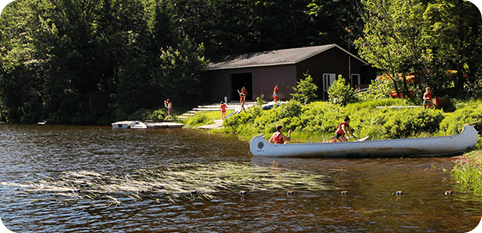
left=206, top=44, right=370, bottom=102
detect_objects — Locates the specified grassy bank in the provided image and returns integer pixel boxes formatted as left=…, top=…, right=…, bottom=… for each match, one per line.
left=183, top=98, right=481, bottom=143
left=181, top=110, right=233, bottom=128
left=220, top=99, right=481, bottom=142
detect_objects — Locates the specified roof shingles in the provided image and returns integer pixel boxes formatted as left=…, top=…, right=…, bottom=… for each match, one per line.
left=207, top=44, right=338, bottom=70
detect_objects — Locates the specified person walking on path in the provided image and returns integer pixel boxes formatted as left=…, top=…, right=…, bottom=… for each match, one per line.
left=164, top=99, right=173, bottom=121
left=220, top=101, right=227, bottom=120
left=273, top=85, right=279, bottom=101
left=335, top=116, right=356, bottom=142
left=240, top=86, right=248, bottom=112
left=423, top=87, right=433, bottom=109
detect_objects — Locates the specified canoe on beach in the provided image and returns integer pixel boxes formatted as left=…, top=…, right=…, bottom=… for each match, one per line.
left=249, top=125, right=479, bottom=158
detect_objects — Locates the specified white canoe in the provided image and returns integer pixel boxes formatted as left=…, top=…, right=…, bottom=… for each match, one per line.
left=249, top=125, right=479, bottom=158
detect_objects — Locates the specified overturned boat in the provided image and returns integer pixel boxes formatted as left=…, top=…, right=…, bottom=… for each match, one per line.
left=249, top=125, right=479, bottom=158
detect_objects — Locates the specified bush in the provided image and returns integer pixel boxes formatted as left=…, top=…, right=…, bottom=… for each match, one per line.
left=381, top=108, right=445, bottom=139
left=439, top=101, right=482, bottom=135
left=128, top=108, right=153, bottom=121
left=126, top=108, right=168, bottom=122
left=291, top=73, right=318, bottom=104
left=223, top=111, right=256, bottom=132
left=356, top=79, right=393, bottom=101
left=328, top=75, right=357, bottom=106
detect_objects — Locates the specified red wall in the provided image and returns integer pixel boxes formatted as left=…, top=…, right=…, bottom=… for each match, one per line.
left=207, top=65, right=297, bottom=102
left=206, top=47, right=366, bottom=103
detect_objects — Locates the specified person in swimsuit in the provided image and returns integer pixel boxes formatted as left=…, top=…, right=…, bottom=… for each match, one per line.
left=164, top=99, right=173, bottom=121
left=240, top=86, right=248, bottom=112
left=268, top=125, right=292, bottom=144
left=273, top=85, right=279, bottom=101
left=335, top=116, right=356, bottom=142
left=423, top=87, right=432, bottom=109
left=220, top=101, right=227, bottom=120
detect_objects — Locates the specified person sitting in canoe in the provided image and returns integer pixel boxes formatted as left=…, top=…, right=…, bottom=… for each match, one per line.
left=335, top=116, right=356, bottom=142
left=269, top=125, right=292, bottom=144
left=322, top=135, right=338, bottom=143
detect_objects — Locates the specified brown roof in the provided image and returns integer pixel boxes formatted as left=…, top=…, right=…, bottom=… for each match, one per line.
left=207, top=44, right=367, bottom=70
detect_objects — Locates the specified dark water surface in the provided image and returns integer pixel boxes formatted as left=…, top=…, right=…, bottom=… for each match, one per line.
left=0, top=124, right=480, bottom=232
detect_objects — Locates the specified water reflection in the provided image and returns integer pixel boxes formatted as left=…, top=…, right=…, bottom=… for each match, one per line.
left=0, top=124, right=481, bottom=232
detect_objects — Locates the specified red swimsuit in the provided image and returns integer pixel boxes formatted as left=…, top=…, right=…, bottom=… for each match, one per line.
left=272, top=132, right=284, bottom=144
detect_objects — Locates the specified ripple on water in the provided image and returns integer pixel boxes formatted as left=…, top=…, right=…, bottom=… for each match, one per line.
left=1, top=125, right=481, bottom=232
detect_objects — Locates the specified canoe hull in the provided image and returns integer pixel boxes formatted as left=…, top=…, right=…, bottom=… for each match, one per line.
left=249, top=125, right=479, bottom=158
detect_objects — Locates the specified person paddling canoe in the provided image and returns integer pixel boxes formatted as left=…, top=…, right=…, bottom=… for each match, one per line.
left=335, top=116, right=356, bottom=142
left=269, top=125, right=292, bottom=144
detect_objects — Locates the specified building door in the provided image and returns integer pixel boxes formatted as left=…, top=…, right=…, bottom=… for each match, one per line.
left=322, top=73, right=336, bottom=99
left=231, top=73, right=252, bottom=101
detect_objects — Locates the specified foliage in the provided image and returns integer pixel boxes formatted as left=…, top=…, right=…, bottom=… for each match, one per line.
left=451, top=149, right=482, bottom=197
left=439, top=101, right=482, bottom=135
left=127, top=108, right=168, bottom=122
left=423, top=0, right=482, bottom=91
left=0, top=0, right=212, bottom=124
left=328, top=75, right=357, bottom=106
left=378, top=108, right=445, bottom=139
left=1, top=0, right=481, bottom=124
left=173, top=0, right=362, bottom=57
left=355, top=0, right=482, bottom=98
left=290, top=73, right=318, bottom=104
left=355, top=0, right=427, bottom=97
left=184, top=113, right=210, bottom=127
left=218, top=98, right=449, bottom=142
left=356, top=79, right=393, bottom=101
left=182, top=110, right=233, bottom=128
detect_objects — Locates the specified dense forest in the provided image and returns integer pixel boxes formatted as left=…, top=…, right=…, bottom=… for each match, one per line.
left=0, top=0, right=481, bottom=124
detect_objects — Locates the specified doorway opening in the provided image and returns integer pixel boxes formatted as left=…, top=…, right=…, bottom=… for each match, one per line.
left=231, top=73, right=252, bottom=101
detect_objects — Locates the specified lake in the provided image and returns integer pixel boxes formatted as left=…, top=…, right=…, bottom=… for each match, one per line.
left=0, top=124, right=480, bottom=232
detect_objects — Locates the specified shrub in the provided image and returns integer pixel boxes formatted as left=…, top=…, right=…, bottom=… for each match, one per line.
left=128, top=108, right=153, bottom=121
left=291, top=72, right=318, bottom=104
left=439, top=102, right=482, bottom=135
left=124, top=108, right=168, bottom=122
left=328, top=75, right=357, bottom=106
left=147, top=109, right=168, bottom=122
left=381, top=108, right=445, bottom=139
left=356, top=79, right=393, bottom=101
left=223, top=111, right=255, bottom=132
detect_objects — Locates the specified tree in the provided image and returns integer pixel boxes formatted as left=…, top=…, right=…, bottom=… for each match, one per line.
left=291, top=73, right=318, bottom=104
left=0, top=0, right=54, bottom=123
left=307, top=0, right=365, bottom=49
left=423, top=0, right=482, bottom=93
left=113, top=1, right=208, bottom=119
left=354, top=0, right=427, bottom=99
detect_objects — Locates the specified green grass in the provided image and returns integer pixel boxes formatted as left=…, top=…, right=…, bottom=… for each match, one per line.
left=451, top=138, right=482, bottom=198
left=182, top=110, right=233, bottom=127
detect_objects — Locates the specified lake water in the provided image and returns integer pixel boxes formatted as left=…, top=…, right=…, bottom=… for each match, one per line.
left=0, top=124, right=481, bottom=232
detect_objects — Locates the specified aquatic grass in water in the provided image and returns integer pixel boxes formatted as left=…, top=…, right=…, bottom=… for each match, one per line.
left=3, top=162, right=331, bottom=206
left=451, top=150, right=482, bottom=198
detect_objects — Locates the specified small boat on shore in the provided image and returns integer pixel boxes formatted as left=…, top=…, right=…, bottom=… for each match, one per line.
left=249, top=125, right=479, bottom=158
left=112, top=121, right=147, bottom=129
